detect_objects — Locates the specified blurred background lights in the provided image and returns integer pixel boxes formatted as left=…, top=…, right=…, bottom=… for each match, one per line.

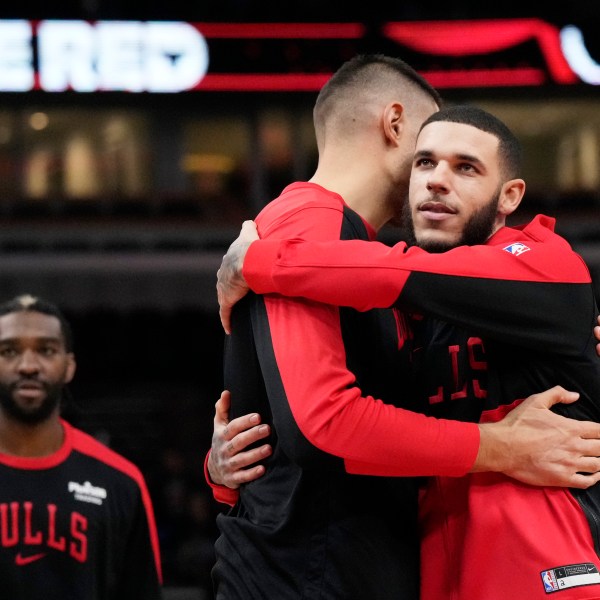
left=29, top=111, right=49, bottom=130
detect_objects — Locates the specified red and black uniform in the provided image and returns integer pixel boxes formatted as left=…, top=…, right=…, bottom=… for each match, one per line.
left=243, top=214, right=600, bottom=600
left=212, top=182, right=481, bottom=600
left=0, top=419, right=163, bottom=600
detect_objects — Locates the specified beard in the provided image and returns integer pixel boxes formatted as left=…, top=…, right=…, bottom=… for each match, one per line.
left=400, top=191, right=500, bottom=253
left=0, top=381, right=63, bottom=425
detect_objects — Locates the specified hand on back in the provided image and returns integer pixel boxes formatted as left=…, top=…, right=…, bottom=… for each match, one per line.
left=217, top=220, right=260, bottom=334
left=207, top=390, right=272, bottom=488
left=476, top=385, right=600, bottom=489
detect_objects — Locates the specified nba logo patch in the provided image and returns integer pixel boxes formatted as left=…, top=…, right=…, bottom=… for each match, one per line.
left=503, top=243, right=530, bottom=256
left=541, top=570, right=559, bottom=592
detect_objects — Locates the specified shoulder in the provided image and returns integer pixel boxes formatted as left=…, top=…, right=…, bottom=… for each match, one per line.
left=258, top=182, right=349, bottom=240
left=67, top=423, right=147, bottom=488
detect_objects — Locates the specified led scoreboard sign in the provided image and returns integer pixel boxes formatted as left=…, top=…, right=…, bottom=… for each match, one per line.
left=0, top=20, right=209, bottom=92
left=0, top=18, right=598, bottom=93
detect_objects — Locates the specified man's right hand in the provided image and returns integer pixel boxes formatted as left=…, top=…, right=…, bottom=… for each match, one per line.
left=476, top=385, right=600, bottom=488
left=207, top=390, right=272, bottom=489
left=216, top=220, right=260, bottom=334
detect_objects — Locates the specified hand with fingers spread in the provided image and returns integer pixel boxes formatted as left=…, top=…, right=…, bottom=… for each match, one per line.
left=476, top=386, right=600, bottom=488
left=216, top=220, right=260, bottom=335
left=207, top=390, right=272, bottom=490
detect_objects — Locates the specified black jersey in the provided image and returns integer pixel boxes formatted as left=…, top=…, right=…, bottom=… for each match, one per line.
left=0, top=419, right=163, bottom=600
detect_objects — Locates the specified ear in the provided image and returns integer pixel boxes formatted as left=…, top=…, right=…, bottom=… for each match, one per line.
left=382, top=102, right=404, bottom=146
left=498, top=178, right=525, bottom=217
left=64, top=353, right=77, bottom=384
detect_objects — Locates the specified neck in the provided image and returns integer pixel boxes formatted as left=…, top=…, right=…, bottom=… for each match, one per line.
left=0, top=413, right=64, bottom=457
left=310, top=158, right=394, bottom=232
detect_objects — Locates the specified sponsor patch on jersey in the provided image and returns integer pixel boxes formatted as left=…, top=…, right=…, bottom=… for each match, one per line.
left=503, top=242, right=531, bottom=256
left=541, top=563, right=600, bottom=593
left=68, top=480, right=107, bottom=505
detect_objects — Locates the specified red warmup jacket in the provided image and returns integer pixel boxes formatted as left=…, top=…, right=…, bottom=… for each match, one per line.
left=243, top=213, right=600, bottom=600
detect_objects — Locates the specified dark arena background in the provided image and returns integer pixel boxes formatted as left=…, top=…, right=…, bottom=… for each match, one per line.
left=0, top=2, right=599, bottom=598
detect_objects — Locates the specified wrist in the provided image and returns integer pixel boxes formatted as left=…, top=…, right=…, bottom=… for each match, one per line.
left=472, top=422, right=511, bottom=473
left=204, top=450, right=224, bottom=486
